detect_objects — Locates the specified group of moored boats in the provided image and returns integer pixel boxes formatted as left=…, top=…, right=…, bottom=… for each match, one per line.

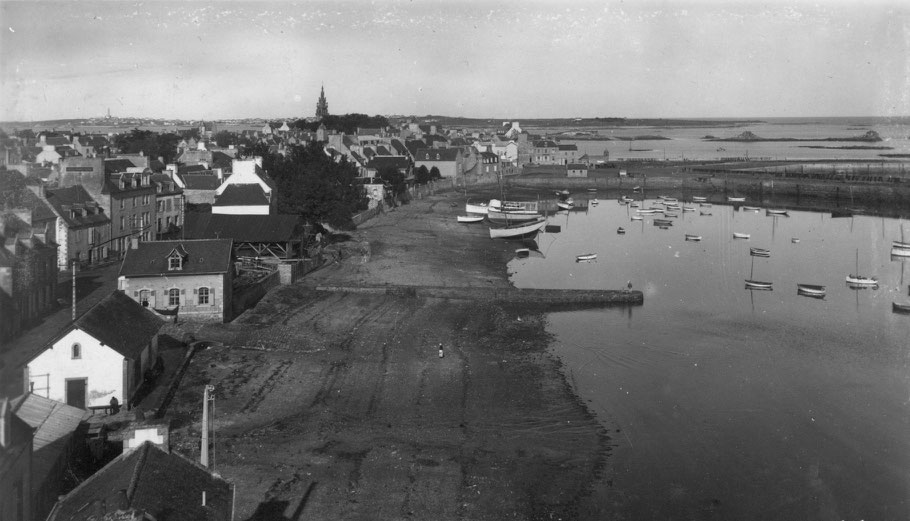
left=461, top=198, right=548, bottom=239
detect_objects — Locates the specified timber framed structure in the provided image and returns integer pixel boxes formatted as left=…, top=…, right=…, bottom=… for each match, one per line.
left=183, top=213, right=305, bottom=260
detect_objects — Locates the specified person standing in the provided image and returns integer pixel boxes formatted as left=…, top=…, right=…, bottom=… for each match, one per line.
left=438, top=343, right=444, bottom=358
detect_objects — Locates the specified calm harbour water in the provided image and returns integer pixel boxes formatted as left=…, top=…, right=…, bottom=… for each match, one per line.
left=508, top=197, right=910, bottom=519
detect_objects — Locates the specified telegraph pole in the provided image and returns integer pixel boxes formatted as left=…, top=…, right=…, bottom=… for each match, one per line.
left=201, top=385, right=215, bottom=469
left=71, top=259, right=77, bottom=321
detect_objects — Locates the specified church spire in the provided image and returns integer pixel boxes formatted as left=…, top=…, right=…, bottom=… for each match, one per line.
left=316, top=84, right=329, bottom=120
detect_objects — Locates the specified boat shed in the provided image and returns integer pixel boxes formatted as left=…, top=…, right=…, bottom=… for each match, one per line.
left=183, top=213, right=305, bottom=259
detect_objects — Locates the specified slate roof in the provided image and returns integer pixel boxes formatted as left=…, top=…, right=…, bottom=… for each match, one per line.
left=56, top=291, right=163, bottom=361
left=369, top=156, right=410, bottom=171
left=104, top=159, right=136, bottom=175
left=567, top=163, right=588, bottom=169
left=214, top=184, right=269, bottom=206
left=44, top=185, right=110, bottom=229
left=390, top=139, right=409, bottom=156
left=150, top=174, right=182, bottom=195
left=181, top=173, right=222, bottom=190
left=47, top=441, right=233, bottom=521
left=11, top=394, right=89, bottom=487
left=183, top=213, right=302, bottom=242
left=414, top=148, right=461, bottom=162
left=558, top=144, right=578, bottom=151
left=119, top=239, right=233, bottom=277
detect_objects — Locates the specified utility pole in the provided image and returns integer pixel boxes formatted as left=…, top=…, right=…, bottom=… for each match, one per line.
left=71, top=259, right=77, bottom=321
left=201, top=384, right=215, bottom=469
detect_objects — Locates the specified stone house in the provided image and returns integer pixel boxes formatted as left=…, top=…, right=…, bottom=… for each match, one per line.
left=212, top=159, right=276, bottom=215
left=0, top=398, right=33, bottom=521
left=0, top=221, right=58, bottom=342
left=151, top=174, right=184, bottom=239
left=556, top=143, right=580, bottom=165
left=532, top=140, right=560, bottom=165
left=412, top=148, right=464, bottom=179
left=24, top=291, right=164, bottom=411
left=104, top=168, right=157, bottom=254
left=567, top=163, right=589, bottom=178
left=117, top=239, right=235, bottom=322
left=478, top=151, right=501, bottom=178
left=43, top=185, right=111, bottom=269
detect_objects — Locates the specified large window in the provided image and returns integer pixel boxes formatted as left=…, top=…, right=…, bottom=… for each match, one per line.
left=198, top=287, right=210, bottom=305
left=168, top=288, right=180, bottom=306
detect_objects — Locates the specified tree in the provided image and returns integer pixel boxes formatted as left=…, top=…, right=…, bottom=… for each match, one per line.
left=113, top=129, right=183, bottom=163
left=0, top=168, right=28, bottom=208
left=377, top=166, right=406, bottom=199
left=293, top=114, right=390, bottom=134
left=263, top=142, right=368, bottom=229
left=429, top=166, right=442, bottom=180
left=414, top=165, right=431, bottom=185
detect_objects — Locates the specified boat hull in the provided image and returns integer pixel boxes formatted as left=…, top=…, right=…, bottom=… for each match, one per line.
left=486, top=210, right=543, bottom=224
left=797, top=284, right=827, bottom=297
left=457, top=215, right=485, bottom=223
left=733, top=233, right=750, bottom=239
left=489, top=218, right=547, bottom=239
left=465, top=202, right=488, bottom=214
left=893, top=302, right=910, bottom=314
left=845, top=275, right=878, bottom=286
left=745, top=280, right=773, bottom=290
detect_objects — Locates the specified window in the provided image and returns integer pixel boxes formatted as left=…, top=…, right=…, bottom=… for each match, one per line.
left=133, top=196, right=138, bottom=207
left=120, top=198, right=125, bottom=209
left=168, top=254, right=182, bottom=270
left=143, top=195, right=150, bottom=205
left=168, top=288, right=180, bottom=306
left=72, top=343, right=81, bottom=359
left=120, top=216, right=124, bottom=230
left=198, top=287, right=210, bottom=305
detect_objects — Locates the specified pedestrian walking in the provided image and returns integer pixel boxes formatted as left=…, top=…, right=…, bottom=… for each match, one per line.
left=438, top=343, right=444, bottom=358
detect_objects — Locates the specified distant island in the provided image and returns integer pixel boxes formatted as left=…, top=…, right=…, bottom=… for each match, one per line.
left=707, top=130, right=883, bottom=142
left=799, top=145, right=893, bottom=150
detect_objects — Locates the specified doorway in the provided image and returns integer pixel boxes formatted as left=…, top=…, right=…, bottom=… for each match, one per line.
left=65, top=378, right=87, bottom=409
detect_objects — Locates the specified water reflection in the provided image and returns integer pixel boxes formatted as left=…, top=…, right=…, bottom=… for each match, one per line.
left=509, top=198, right=910, bottom=519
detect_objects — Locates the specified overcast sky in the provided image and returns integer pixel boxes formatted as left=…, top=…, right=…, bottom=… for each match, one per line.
left=1, top=0, right=908, bottom=121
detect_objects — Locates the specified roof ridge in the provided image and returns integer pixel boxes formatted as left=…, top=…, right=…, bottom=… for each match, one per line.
left=126, top=441, right=151, bottom=505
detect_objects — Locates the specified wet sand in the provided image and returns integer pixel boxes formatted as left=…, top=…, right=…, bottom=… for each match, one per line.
left=166, top=192, right=612, bottom=520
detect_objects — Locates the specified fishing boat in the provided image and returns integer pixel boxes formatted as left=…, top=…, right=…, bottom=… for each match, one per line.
left=617, top=227, right=626, bottom=234
left=797, top=284, right=827, bottom=298
left=742, top=206, right=761, bottom=212
left=744, top=280, right=773, bottom=290
left=576, top=253, right=597, bottom=262
left=846, top=249, right=877, bottom=286
left=653, top=218, right=673, bottom=226
left=893, top=302, right=910, bottom=314
left=685, top=234, right=702, bottom=241
left=630, top=215, right=643, bottom=221
left=487, top=209, right=543, bottom=224
left=489, top=217, right=547, bottom=239
left=691, top=196, right=707, bottom=203
left=636, top=208, right=661, bottom=214
left=766, top=209, right=789, bottom=216
left=728, top=196, right=746, bottom=202
left=733, top=232, right=750, bottom=239
left=663, top=212, right=679, bottom=218
left=682, top=205, right=697, bottom=212
left=489, top=198, right=539, bottom=215
left=457, top=215, right=485, bottom=223
left=465, top=201, right=489, bottom=214
left=750, top=247, right=771, bottom=258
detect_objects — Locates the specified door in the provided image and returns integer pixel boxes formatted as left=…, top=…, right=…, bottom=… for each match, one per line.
left=66, top=378, right=87, bottom=409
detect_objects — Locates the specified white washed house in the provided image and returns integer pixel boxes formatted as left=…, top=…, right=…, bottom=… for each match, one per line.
left=24, top=291, right=164, bottom=411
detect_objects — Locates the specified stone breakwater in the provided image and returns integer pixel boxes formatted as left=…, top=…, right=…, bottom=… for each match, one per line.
left=313, top=284, right=644, bottom=306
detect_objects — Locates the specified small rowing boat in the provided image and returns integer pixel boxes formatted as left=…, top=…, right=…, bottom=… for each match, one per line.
left=893, top=240, right=910, bottom=250
left=489, top=217, right=547, bottom=239
left=797, top=284, right=826, bottom=298
left=745, top=280, right=773, bottom=290
left=515, top=248, right=530, bottom=257
left=691, top=196, right=707, bottom=202
left=636, top=208, right=661, bottom=214
left=630, top=215, right=643, bottom=221
left=845, top=274, right=878, bottom=286
left=893, top=302, right=910, bottom=314
left=700, top=210, right=712, bottom=216
left=750, top=247, right=771, bottom=257
left=682, top=206, right=697, bottom=212
left=653, top=218, right=673, bottom=226
left=733, top=232, right=750, bottom=239
left=617, top=227, right=626, bottom=234
left=742, top=206, right=761, bottom=212
left=576, top=253, right=597, bottom=262
left=728, top=196, right=746, bottom=202
left=457, top=215, right=485, bottom=223
left=791, top=238, right=800, bottom=243
left=685, top=234, right=702, bottom=241
left=766, top=209, right=789, bottom=216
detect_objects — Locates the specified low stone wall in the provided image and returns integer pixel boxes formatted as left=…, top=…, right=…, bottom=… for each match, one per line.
left=232, top=270, right=280, bottom=318
left=313, top=284, right=644, bottom=306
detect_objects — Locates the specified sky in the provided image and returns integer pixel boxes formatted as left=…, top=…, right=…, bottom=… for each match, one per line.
left=1, top=0, right=908, bottom=121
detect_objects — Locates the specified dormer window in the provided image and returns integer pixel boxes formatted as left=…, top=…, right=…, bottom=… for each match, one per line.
left=167, top=245, right=189, bottom=271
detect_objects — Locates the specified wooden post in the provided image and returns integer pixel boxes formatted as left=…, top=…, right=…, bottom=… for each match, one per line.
left=201, top=384, right=214, bottom=469
left=72, top=259, right=77, bottom=321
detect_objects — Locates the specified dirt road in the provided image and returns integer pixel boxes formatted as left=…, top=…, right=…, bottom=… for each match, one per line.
left=167, top=192, right=613, bottom=520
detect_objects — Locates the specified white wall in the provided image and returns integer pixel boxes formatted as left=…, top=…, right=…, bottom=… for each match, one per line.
left=211, top=204, right=270, bottom=215
left=27, top=328, right=126, bottom=407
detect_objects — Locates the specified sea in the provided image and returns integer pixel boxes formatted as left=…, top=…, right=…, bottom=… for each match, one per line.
left=507, top=118, right=910, bottom=520
left=558, top=116, right=910, bottom=162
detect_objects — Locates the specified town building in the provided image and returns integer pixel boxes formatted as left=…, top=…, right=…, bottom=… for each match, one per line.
left=556, top=143, right=580, bottom=165
left=316, top=84, right=329, bottom=119
left=43, top=185, right=111, bottom=269
left=117, top=239, right=235, bottom=322
left=412, top=148, right=464, bottom=179
left=212, top=158, right=276, bottom=215
left=0, top=218, right=58, bottom=342
left=567, top=163, right=589, bottom=178
left=152, top=174, right=184, bottom=239
left=531, top=140, right=560, bottom=165
left=0, top=398, right=33, bottom=521
left=46, top=441, right=234, bottom=521
left=104, top=167, right=157, bottom=254
left=24, top=290, right=164, bottom=411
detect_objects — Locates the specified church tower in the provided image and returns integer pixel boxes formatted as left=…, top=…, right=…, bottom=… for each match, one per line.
left=315, top=85, right=329, bottom=120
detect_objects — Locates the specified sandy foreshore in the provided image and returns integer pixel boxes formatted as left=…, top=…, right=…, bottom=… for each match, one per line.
left=167, top=191, right=613, bottom=520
